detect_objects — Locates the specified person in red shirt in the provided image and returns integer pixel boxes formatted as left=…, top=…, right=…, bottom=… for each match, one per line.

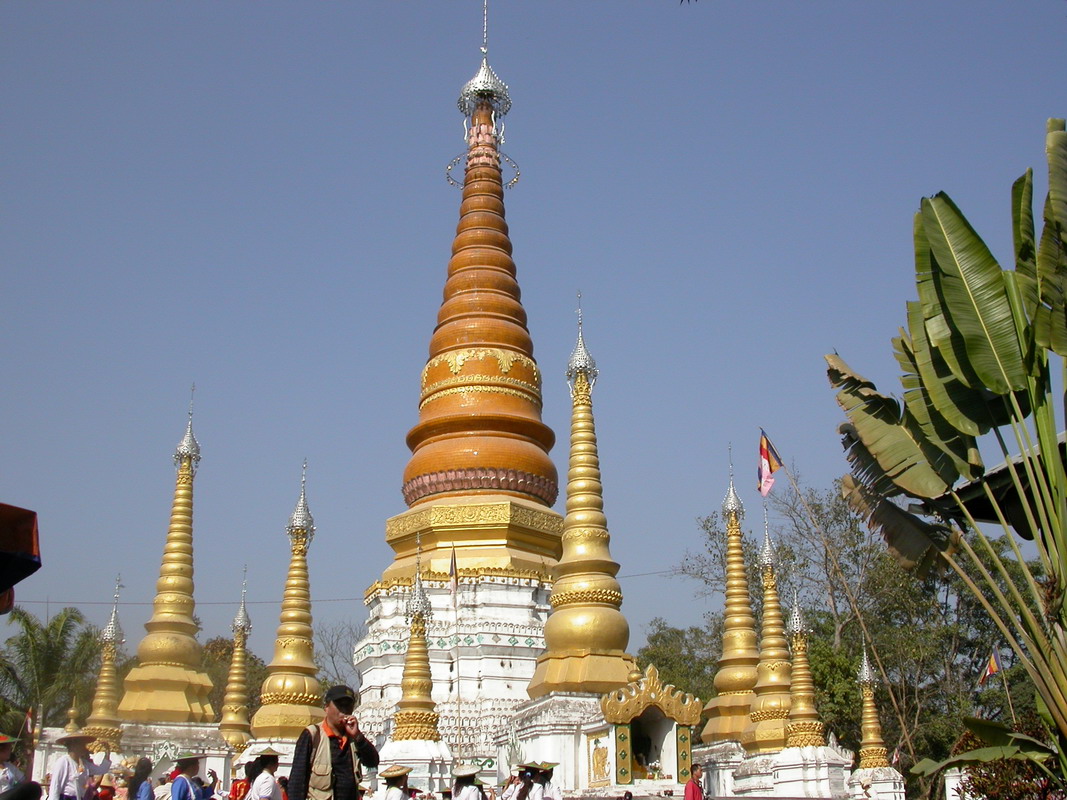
left=684, top=765, right=703, bottom=800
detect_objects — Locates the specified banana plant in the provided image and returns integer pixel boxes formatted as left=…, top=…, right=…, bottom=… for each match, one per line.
left=826, top=119, right=1067, bottom=780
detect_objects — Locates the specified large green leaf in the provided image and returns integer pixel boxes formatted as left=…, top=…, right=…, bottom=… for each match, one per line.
left=1036, top=123, right=1067, bottom=356
left=1013, top=169, right=1038, bottom=287
left=840, top=473, right=953, bottom=575
left=911, top=746, right=1048, bottom=778
left=894, top=318, right=983, bottom=479
left=827, top=353, right=956, bottom=498
left=922, top=194, right=1028, bottom=394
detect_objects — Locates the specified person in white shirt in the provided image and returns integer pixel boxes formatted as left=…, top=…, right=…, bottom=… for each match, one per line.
left=450, top=766, right=479, bottom=800
left=512, top=768, right=539, bottom=800
left=0, top=733, right=27, bottom=793
left=46, top=734, right=111, bottom=800
left=535, top=764, right=559, bottom=800
left=378, top=765, right=411, bottom=800
left=498, top=773, right=519, bottom=800
left=248, top=751, right=282, bottom=800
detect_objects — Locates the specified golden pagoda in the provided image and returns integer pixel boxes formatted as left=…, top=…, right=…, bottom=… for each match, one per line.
left=251, top=463, right=324, bottom=739
left=375, top=49, right=562, bottom=587
left=118, top=411, right=215, bottom=723
left=527, top=304, right=637, bottom=697
left=219, top=575, right=253, bottom=752
left=739, top=521, right=792, bottom=753
left=784, top=593, right=825, bottom=748
left=391, top=537, right=442, bottom=741
left=701, top=473, right=760, bottom=743
left=83, top=577, right=124, bottom=752
left=856, top=649, right=890, bottom=769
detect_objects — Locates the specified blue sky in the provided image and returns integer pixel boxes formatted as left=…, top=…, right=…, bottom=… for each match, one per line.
left=3, top=1, right=1065, bottom=661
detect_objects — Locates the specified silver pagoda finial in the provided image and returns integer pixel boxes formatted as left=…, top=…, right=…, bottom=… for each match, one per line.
left=758, top=505, right=776, bottom=569
left=722, top=448, right=745, bottom=519
left=407, top=531, right=433, bottom=622
left=174, top=385, right=201, bottom=473
left=787, top=589, right=806, bottom=636
left=232, top=567, right=252, bottom=635
left=458, top=0, right=511, bottom=119
left=857, top=647, right=877, bottom=685
left=101, top=575, right=124, bottom=645
left=567, top=291, right=599, bottom=392
left=287, top=459, right=315, bottom=540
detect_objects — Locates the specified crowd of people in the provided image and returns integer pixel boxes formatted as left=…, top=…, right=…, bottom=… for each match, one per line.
left=0, top=687, right=570, bottom=800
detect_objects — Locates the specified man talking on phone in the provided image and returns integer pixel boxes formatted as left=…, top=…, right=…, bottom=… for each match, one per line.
left=289, top=686, right=380, bottom=800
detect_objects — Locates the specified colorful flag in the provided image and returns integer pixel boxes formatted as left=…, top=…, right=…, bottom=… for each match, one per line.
left=758, top=429, right=783, bottom=497
left=979, top=649, right=1003, bottom=685
left=448, top=546, right=458, bottom=604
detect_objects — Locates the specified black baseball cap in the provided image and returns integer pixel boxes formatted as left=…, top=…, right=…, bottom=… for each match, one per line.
left=324, top=685, right=356, bottom=705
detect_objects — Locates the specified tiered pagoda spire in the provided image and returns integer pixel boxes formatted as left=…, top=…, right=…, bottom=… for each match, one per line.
left=701, top=470, right=760, bottom=743
left=379, top=36, right=562, bottom=583
left=857, top=649, right=890, bottom=768
left=219, top=574, right=253, bottom=752
left=391, top=537, right=442, bottom=741
left=84, top=577, right=124, bottom=752
left=527, top=305, right=637, bottom=697
left=740, top=520, right=792, bottom=753
left=785, top=593, right=825, bottom=747
left=252, top=463, right=324, bottom=739
left=118, top=408, right=214, bottom=722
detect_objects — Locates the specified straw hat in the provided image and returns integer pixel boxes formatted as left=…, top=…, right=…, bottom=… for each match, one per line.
left=451, top=766, right=479, bottom=779
left=379, top=765, right=413, bottom=780
left=56, top=732, right=96, bottom=747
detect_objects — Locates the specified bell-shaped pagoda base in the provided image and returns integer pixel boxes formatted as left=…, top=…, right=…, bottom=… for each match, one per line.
left=118, top=664, right=214, bottom=723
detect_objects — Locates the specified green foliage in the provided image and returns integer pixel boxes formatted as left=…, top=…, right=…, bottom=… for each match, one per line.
left=0, top=606, right=101, bottom=728
left=826, top=119, right=1067, bottom=783
left=635, top=617, right=718, bottom=704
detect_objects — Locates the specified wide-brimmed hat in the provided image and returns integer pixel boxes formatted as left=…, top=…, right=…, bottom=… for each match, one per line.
left=255, top=747, right=283, bottom=759
left=379, top=765, right=412, bottom=780
left=451, top=766, right=479, bottom=779
left=173, top=753, right=207, bottom=764
left=536, top=763, right=558, bottom=771
left=0, top=734, right=16, bottom=746
left=56, top=732, right=97, bottom=747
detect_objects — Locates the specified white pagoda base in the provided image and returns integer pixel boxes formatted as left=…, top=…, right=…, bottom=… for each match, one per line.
left=377, top=738, right=451, bottom=794
left=847, top=766, right=905, bottom=800
left=731, top=753, right=776, bottom=797
left=773, top=745, right=852, bottom=799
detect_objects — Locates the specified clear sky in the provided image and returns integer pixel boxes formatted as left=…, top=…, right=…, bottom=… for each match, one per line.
left=3, top=1, right=1065, bottom=662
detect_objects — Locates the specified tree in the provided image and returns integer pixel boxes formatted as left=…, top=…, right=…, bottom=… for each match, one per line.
left=635, top=617, right=718, bottom=703
left=314, top=619, right=365, bottom=691
left=826, top=118, right=1067, bottom=783
left=0, top=607, right=101, bottom=728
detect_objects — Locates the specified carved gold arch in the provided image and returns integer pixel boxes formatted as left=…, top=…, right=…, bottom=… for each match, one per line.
left=600, top=663, right=702, bottom=727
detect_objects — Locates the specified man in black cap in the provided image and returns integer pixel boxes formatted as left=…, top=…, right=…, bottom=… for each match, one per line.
left=289, top=686, right=379, bottom=800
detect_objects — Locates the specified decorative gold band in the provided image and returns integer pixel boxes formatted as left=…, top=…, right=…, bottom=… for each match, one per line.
left=391, top=710, right=442, bottom=742
left=785, top=721, right=825, bottom=747
left=550, top=588, right=623, bottom=608
left=749, top=708, right=790, bottom=722
left=260, top=691, right=321, bottom=706
left=421, top=348, right=540, bottom=385
left=859, top=747, right=890, bottom=769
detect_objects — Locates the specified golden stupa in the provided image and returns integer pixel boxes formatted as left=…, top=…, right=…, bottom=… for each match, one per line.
left=391, top=538, right=442, bottom=742
left=527, top=306, right=637, bottom=697
left=856, top=649, right=890, bottom=769
left=373, top=59, right=562, bottom=588
left=701, top=474, right=760, bottom=743
left=83, top=577, right=124, bottom=752
left=118, top=412, right=215, bottom=723
left=784, top=594, right=825, bottom=748
left=739, top=522, right=792, bottom=753
left=251, top=464, right=324, bottom=739
left=219, top=576, right=253, bottom=752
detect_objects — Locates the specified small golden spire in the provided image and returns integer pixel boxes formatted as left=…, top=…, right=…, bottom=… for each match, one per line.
left=527, top=303, right=636, bottom=697
left=119, top=406, right=214, bottom=723
left=785, top=591, right=825, bottom=747
left=251, top=462, right=324, bottom=739
left=740, top=508, right=792, bottom=753
left=220, top=570, right=253, bottom=752
left=84, top=577, right=124, bottom=752
left=64, top=700, right=81, bottom=734
left=392, top=533, right=442, bottom=741
left=857, top=648, right=890, bottom=768
left=701, top=461, right=760, bottom=743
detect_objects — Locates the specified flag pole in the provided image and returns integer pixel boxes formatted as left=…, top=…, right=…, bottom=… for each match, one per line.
left=999, top=659, right=1018, bottom=724
left=767, top=433, right=919, bottom=765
